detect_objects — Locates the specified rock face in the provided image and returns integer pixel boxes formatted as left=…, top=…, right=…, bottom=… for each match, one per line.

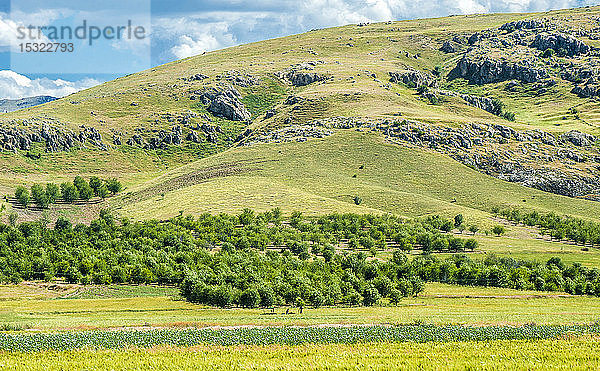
left=531, top=33, right=590, bottom=56
left=286, top=71, right=327, bottom=86
left=389, top=70, right=438, bottom=88
left=500, top=20, right=546, bottom=31
left=197, top=86, right=251, bottom=121
left=242, top=125, right=333, bottom=146
left=451, top=57, right=548, bottom=84
left=560, top=130, right=597, bottom=147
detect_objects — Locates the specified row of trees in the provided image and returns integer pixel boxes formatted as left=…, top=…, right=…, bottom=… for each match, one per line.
left=496, top=208, right=600, bottom=247
left=14, top=176, right=122, bottom=208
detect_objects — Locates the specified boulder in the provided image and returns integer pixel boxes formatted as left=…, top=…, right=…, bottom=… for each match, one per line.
left=450, top=57, right=548, bottom=85
left=389, top=70, right=438, bottom=88
left=531, top=33, right=590, bottom=56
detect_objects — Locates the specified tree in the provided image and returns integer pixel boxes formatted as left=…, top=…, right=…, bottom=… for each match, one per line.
left=353, top=196, right=362, bottom=205
left=465, top=239, right=478, bottom=251
left=454, top=214, right=464, bottom=229
left=8, top=212, right=18, bottom=227
left=60, top=182, right=79, bottom=202
left=77, top=182, right=94, bottom=200
left=30, top=184, right=49, bottom=208
left=239, top=288, right=260, bottom=308
left=362, top=284, right=381, bottom=306
left=492, top=225, right=506, bottom=236
left=107, top=178, right=122, bottom=194
left=14, top=186, right=29, bottom=207
left=468, top=225, right=479, bottom=235
left=432, top=237, right=449, bottom=252
left=89, top=176, right=103, bottom=196
left=96, top=183, right=110, bottom=199
left=322, top=244, right=335, bottom=262
left=45, top=183, right=60, bottom=204
left=55, top=216, right=72, bottom=231
left=440, top=220, right=453, bottom=233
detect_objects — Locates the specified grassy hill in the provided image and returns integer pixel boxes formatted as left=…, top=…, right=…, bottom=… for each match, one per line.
left=1, top=6, right=600, bottom=228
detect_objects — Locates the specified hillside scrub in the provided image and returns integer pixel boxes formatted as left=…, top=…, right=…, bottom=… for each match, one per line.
left=0, top=210, right=596, bottom=307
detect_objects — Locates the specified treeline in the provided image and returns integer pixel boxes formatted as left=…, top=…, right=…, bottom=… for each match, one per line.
left=0, top=209, right=597, bottom=307
left=496, top=208, right=600, bottom=247
left=13, top=176, right=122, bottom=208
left=181, top=251, right=600, bottom=308
left=0, top=210, right=476, bottom=286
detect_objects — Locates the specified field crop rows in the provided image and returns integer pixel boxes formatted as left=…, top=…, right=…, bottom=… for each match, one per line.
left=2, top=324, right=600, bottom=352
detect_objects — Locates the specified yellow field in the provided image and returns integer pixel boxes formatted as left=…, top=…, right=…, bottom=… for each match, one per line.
left=1, top=338, right=599, bottom=370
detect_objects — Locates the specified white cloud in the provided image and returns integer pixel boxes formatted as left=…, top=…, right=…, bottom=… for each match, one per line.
left=151, top=0, right=600, bottom=62
left=0, top=70, right=101, bottom=99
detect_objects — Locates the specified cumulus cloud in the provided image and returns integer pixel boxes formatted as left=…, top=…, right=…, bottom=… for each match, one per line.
left=151, top=0, right=600, bottom=63
left=0, top=70, right=101, bottom=99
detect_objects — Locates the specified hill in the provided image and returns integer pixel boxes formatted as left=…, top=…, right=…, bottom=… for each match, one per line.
left=0, top=6, right=599, bottom=224
left=0, top=95, right=57, bottom=113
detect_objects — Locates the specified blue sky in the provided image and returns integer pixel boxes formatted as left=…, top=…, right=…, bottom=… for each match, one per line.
left=1, top=0, right=600, bottom=99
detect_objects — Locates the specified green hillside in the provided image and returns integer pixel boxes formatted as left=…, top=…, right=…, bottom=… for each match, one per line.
left=1, top=6, right=600, bottom=228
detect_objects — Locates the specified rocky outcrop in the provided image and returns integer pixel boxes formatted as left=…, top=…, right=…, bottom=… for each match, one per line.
left=0, top=122, right=108, bottom=153
left=500, top=20, right=546, bottom=31
left=277, top=61, right=329, bottom=86
left=184, top=73, right=209, bottom=81
left=195, top=86, right=251, bottom=121
left=389, top=70, right=438, bottom=88
left=438, top=91, right=502, bottom=115
left=217, top=71, right=260, bottom=87
left=572, top=80, right=600, bottom=98
left=286, top=71, right=327, bottom=86
left=560, top=130, right=597, bottom=147
left=243, top=125, right=333, bottom=146
left=531, top=33, right=590, bottom=56
left=440, top=40, right=458, bottom=53
left=451, top=57, right=548, bottom=84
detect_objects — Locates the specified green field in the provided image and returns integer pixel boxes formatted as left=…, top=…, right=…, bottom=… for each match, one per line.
left=2, top=283, right=599, bottom=330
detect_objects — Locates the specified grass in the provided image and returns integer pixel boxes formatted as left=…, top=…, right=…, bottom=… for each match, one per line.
left=118, top=131, right=600, bottom=224
left=1, top=338, right=600, bottom=369
left=2, top=283, right=600, bottom=330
